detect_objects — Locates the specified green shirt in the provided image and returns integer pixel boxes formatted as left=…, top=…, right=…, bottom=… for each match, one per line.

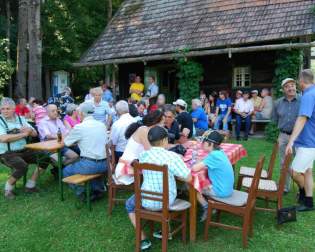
left=0, top=116, right=33, bottom=154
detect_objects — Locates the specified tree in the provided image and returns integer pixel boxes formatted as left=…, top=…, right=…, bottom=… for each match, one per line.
left=5, top=0, right=12, bottom=96
left=15, top=0, right=28, bottom=98
left=28, top=0, right=42, bottom=99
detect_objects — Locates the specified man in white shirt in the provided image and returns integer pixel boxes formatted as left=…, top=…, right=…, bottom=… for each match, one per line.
left=145, top=76, right=159, bottom=104
left=111, top=100, right=136, bottom=162
left=63, top=102, right=108, bottom=200
left=234, top=91, right=254, bottom=140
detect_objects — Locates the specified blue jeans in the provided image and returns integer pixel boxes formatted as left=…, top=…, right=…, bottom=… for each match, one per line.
left=63, top=158, right=107, bottom=196
left=235, top=114, right=251, bottom=138
left=214, top=114, right=231, bottom=131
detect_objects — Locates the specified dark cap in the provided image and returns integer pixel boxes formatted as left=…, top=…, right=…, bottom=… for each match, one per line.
left=203, top=131, right=224, bottom=145
left=148, top=126, right=168, bottom=143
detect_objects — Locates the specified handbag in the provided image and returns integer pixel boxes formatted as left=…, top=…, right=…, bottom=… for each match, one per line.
left=277, top=206, right=297, bottom=225
left=168, top=144, right=187, bottom=156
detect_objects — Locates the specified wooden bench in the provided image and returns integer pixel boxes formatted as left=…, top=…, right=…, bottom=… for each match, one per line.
left=231, top=119, right=271, bottom=137
left=63, top=174, right=103, bottom=211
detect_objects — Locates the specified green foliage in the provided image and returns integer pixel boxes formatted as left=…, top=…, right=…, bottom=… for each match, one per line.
left=265, top=121, right=280, bottom=143
left=177, top=57, right=203, bottom=110
left=0, top=39, right=14, bottom=90
left=273, top=49, right=303, bottom=98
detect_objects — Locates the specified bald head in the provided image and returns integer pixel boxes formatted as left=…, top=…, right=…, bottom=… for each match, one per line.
left=47, top=104, right=58, bottom=120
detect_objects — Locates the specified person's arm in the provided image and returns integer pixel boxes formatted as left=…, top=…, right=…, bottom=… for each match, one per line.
left=272, top=101, right=278, bottom=124
left=64, top=126, right=81, bottom=147
left=64, top=120, right=72, bottom=131
left=0, top=132, right=29, bottom=143
left=286, top=116, right=307, bottom=155
left=139, top=127, right=151, bottom=150
left=258, top=99, right=266, bottom=112
left=171, top=155, right=192, bottom=183
left=223, top=107, right=232, bottom=122
left=110, top=124, right=119, bottom=146
left=191, top=161, right=207, bottom=172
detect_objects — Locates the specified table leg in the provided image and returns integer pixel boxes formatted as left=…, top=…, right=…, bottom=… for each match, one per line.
left=58, top=149, right=64, bottom=201
left=189, top=184, right=197, bottom=242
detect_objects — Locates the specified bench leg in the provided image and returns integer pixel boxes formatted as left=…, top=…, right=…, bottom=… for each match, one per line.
left=23, top=174, right=27, bottom=187
left=86, top=181, right=91, bottom=211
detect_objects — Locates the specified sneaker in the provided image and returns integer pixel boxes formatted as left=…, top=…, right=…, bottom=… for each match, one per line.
left=25, top=187, right=40, bottom=193
left=153, top=231, right=172, bottom=240
left=4, top=190, right=15, bottom=200
left=296, top=204, right=314, bottom=212
left=140, top=239, right=152, bottom=251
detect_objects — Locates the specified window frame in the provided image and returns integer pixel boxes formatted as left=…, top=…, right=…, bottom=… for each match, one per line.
left=233, top=66, right=251, bottom=88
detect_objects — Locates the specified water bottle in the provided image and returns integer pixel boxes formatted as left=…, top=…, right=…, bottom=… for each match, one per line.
left=57, top=128, right=62, bottom=143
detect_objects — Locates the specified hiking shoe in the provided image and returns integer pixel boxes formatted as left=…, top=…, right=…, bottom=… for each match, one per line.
left=4, top=190, right=15, bottom=200
left=153, top=231, right=172, bottom=240
left=25, top=187, right=40, bottom=193
left=296, top=204, right=314, bottom=212
left=140, top=239, right=152, bottom=251
left=200, top=208, right=217, bottom=222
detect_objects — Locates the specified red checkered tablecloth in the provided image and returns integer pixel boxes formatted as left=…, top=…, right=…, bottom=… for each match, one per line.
left=183, top=141, right=247, bottom=192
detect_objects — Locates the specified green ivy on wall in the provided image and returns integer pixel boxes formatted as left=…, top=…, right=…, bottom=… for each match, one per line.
left=177, top=57, right=203, bottom=110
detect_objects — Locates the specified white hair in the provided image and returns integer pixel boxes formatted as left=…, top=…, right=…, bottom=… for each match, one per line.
left=115, top=100, right=129, bottom=115
left=1, top=97, right=16, bottom=107
left=192, top=98, right=202, bottom=107
left=66, top=103, right=78, bottom=116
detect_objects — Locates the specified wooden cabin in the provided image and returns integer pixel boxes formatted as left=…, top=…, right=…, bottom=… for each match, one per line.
left=75, top=0, right=315, bottom=101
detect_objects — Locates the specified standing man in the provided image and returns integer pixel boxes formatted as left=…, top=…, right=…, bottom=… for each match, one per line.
left=234, top=91, right=254, bottom=141
left=63, top=102, right=108, bottom=200
left=145, top=76, right=159, bottom=104
left=273, top=78, right=300, bottom=193
left=0, top=98, right=50, bottom=199
left=286, top=69, right=315, bottom=211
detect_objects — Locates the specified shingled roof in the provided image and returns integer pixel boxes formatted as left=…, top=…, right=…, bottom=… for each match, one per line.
left=77, top=0, right=315, bottom=66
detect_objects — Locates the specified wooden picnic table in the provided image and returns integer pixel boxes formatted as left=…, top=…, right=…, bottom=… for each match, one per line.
left=25, top=140, right=65, bottom=201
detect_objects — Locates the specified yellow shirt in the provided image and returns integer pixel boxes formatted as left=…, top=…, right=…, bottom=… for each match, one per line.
left=251, top=96, right=262, bottom=109
left=130, top=82, right=144, bottom=101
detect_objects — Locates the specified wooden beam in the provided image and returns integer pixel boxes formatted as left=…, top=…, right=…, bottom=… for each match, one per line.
left=73, top=41, right=315, bottom=67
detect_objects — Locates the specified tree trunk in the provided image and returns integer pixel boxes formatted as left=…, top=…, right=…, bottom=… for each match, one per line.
left=44, top=68, right=51, bottom=100
left=5, top=0, right=13, bottom=97
left=105, top=0, right=113, bottom=87
left=107, top=0, right=112, bottom=20
left=15, top=0, right=28, bottom=98
left=28, top=0, right=42, bottom=99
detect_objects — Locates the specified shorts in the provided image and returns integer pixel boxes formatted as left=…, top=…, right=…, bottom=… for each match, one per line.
left=126, top=194, right=136, bottom=213
left=291, top=147, right=315, bottom=173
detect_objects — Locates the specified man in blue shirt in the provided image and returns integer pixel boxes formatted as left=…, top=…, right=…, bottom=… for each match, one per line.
left=191, top=98, right=208, bottom=136
left=286, top=69, right=315, bottom=211
left=192, top=131, right=234, bottom=221
left=213, top=90, right=232, bottom=132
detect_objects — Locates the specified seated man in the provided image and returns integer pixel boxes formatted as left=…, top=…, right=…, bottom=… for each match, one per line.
left=191, top=131, right=234, bottom=221
left=0, top=98, right=50, bottom=199
left=255, top=88, right=273, bottom=120
left=173, top=99, right=193, bottom=143
left=111, top=100, right=136, bottom=162
left=125, top=126, right=192, bottom=250
left=163, top=105, right=180, bottom=144
left=234, top=91, right=254, bottom=141
left=63, top=102, right=108, bottom=199
left=38, top=104, right=78, bottom=165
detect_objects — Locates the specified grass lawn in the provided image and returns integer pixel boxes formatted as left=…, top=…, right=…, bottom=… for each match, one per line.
left=1, top=138, right=315, bottom=252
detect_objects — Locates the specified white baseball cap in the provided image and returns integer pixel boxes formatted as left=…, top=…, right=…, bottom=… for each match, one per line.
left=251, top=90, right=259, bottom=94
left=281, top=78, right=296, bottom=87
left=173, top=99, right=187, bottom=108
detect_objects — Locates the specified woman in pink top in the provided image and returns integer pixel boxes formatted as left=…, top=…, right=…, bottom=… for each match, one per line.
left=63, top=104, right=80, bottom=129
left=31, top=99, right=47, bottom=125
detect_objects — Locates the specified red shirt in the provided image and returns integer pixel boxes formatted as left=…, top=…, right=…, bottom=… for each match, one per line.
left=15, top=105, right=30, bottom=116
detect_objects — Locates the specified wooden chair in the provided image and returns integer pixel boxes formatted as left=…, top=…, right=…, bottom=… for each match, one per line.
left=106, top=142, right=134, bottom=215
left=204, top=156, right=265, bottom=248
left=237, top=142, right=278, bottom=189
left=63, top=173, right=103, bottom=211
left=134, top=162, right=191, bottom=252
left=241, top=154, right=291, bottom=212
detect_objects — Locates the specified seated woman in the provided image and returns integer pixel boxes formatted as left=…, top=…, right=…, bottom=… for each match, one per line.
left=114, top=110, right=164, bottom=185
left=191, top=99, right=208, bottom=136
left=191, top=131, right=234, bottom=222
left=163, top=104, right=180, bottom=144
left=205, top=92, right=217, bottom=127
left=213, top=90, right=232, bottom=133
left=64, top=104, right=80, bottom=130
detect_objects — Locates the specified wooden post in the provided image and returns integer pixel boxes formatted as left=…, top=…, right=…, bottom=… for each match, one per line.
left=5, top=0, right=13, bottom=97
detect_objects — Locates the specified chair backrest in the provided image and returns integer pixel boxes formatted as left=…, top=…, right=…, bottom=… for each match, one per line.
left=277, top=154, right=292, bottom=196
left=105, top=141, right=116, bottom=178
left=134, top=162, right=169, bottom=218
left=266, top=142, right=279, bottom=179
left=246, top=156, right=265, bottom=212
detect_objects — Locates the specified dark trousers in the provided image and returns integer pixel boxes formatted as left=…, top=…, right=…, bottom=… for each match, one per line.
left=115, top=151, right=123, bottom=164
left=0, top=149, right=50, bottom=180
left=236, top=114, right=251, bottom=138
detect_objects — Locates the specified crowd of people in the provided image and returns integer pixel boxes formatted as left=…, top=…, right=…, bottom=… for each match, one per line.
left=1, top=69, right=315, bottom=250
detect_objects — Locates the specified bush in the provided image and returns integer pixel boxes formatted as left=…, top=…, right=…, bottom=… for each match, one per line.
left=265, top=122, right=279, bottom=143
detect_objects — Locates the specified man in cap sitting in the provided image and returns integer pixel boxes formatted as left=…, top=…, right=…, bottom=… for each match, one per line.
left=63, top=102, right=108, bottom=200
left=192, top=131, right=234, bottom=221
left=173, top=99, right=194, bottom=142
